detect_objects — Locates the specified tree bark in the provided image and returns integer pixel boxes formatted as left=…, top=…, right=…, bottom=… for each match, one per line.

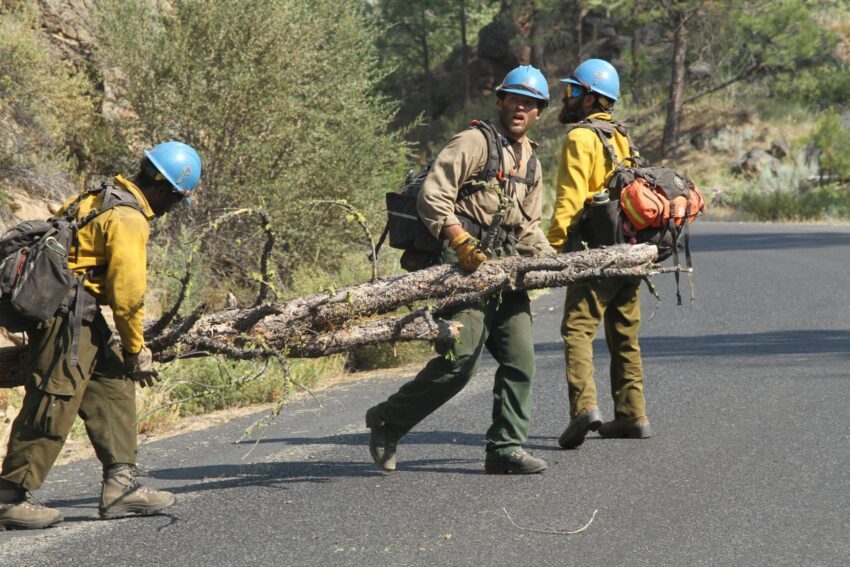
left=661, top=8, right=687, bottom=158
left=574, top=4, right=590, bottom=64
left=459, top=0, right=471, bottom=105
left=420, top=5, right=434, bottom=158
left=530, top=4, right=546, bottom=69
left=150, top=244, right=661, bottom=361
left=630, top=2, right=643, bottom=104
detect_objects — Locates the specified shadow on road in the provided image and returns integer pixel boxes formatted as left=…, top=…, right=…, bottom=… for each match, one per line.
left=233, top=430, right=552, bottom=450
left=537, top=329, right=850, bottom=358
left=691, top=231, right=850, bottom=252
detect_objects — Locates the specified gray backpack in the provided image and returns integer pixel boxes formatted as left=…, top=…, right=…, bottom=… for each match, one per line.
left=0, top=183, right=144, bottom=333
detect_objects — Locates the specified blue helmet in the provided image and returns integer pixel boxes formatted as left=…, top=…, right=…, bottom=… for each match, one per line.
left=496, top=65, right=550, bottom=106
left=144, top=141, right=202, bottom=195
left=560, top=59, right=620, bottom=102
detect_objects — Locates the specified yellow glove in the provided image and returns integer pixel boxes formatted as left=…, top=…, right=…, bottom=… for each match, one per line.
left=449, top=231, right=487, bottom=272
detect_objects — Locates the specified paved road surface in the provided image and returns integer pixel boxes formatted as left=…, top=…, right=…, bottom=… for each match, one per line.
left=1, top=222, right=848, bottom=566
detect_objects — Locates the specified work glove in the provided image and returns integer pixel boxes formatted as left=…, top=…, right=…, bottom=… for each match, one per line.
left=122, top=345, right=159, bottom=387
left=449, top=231, right=487, bottom=272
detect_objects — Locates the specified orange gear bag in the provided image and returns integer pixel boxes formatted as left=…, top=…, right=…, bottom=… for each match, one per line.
left=619, top=172, right=705, bottom=230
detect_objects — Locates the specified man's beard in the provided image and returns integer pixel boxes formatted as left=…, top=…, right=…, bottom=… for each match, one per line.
left=558, top=103, right=584, bottom=125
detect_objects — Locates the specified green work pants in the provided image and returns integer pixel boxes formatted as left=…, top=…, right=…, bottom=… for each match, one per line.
left=374, top=290, right=536, bottom=455
left=561, top=277, right=646, bottom=420
left=1, top=311, right=137, bottom=491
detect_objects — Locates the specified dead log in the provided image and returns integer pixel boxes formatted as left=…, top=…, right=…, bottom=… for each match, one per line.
left=151, top=244, right=661, bottom=361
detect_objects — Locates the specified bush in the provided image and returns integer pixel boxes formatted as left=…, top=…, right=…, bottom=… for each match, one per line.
left=809, top=110, right=850, bottom=181
left=0, top=4, right=95, bottom=210
left=737, top=183, right=850, bottom=222
left=93, top=0, right=409, bottom=285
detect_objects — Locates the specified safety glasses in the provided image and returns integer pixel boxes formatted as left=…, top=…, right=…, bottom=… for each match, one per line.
left=564, top=83, right=586, bottom=99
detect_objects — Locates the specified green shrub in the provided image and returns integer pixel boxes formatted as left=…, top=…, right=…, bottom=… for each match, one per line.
left=0, top=5, right=95, bottom=206
left=93, top=0, right=408, bottom=285
left=737, top=183, right=850, bottom=221
left=809, top=110, right=850, bottom=181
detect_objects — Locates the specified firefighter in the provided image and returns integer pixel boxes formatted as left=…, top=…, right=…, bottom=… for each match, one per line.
left=366, top=66, right=556, bottom=474
left=0, top=142, right=202, bottom=529
left=548, top=59, right=651, bottom=450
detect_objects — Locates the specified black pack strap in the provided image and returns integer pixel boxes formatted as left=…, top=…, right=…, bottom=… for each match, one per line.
left=615, top=121, right=644, bottom=167
left=684, top=220, right=695, bottom=304
left=68, top=278, right=85, bottom=367
left=457, top=182, right=487, bottom=201
left=76, top=184, right=144, bottom=229
left=667, top=218, right=685, bottom=306
left=574, top=119, right=622, bottom=173
left=506, top=151, right=538, bottom=188
left=471, top=120, right=505, bottom=183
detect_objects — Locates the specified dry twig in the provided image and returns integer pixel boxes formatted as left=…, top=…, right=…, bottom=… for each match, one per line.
left=502, top=507, right=599, bottom=535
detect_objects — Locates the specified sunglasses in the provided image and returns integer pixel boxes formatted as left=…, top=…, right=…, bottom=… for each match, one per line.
left=564, top=83, right=587, bottom=99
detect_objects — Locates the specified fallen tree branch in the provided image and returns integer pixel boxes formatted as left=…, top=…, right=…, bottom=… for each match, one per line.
left=149, top=244, right=661, bottom=361
left=146, top=207, right=276, bottom=339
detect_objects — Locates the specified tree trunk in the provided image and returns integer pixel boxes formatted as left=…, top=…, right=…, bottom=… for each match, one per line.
left=420, top=6, right=434, bottom=158
left=531, top=4, right=546, bottom=69
left=459, top=0, right=471, bottom=105
left=149, top=244, right=661, bottom=362
left=630, top=2, right=643, bottom=104
left=661, top=9, right=687, bottom=159
left=574, top=4, right=590, bottom=64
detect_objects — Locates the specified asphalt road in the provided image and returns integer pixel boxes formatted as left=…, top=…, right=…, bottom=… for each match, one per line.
left=1, top=221, right=848, bottom=566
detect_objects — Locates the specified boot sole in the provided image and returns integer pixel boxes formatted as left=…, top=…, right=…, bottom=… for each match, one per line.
left=99, top=495, right=176, bottom=520
left=598, top=424, right=652, bottom=439
left=484, top=459, right=548, bottom=475
left=0, top=516, right=63, bottom=530
left=484, top=463, right=547, bottom=475
left=558, top=411, right=603, bottom=449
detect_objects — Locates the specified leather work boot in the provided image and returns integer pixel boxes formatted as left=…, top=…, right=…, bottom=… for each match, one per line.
left=558, top=407, right=603, bottom=450
left=598, top=416, right=652, bottom=439
left=0, top=484, right=63, bottom=530
left=484, top=448, right=547, bottom=475
left=365, top=406, right=398, bottom=472
left=99, top=465, right=176, bottom=519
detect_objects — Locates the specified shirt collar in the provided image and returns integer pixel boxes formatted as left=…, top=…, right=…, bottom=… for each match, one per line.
left=495, top=121, right=538, bottom=149
left=114, top=175, right=156, bottom=220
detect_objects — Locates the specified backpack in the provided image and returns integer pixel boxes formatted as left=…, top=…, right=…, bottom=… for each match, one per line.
left=377, top=120, right=537, bottom=271
left=572, top=118, right=705, bottom=303
left=0, top=182, right=145, bottom=334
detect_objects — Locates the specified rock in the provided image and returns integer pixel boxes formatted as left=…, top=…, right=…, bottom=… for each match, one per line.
left=732, top=149, right=777, bottom=178
left=688, top=61, right=712, bottom=81
left=37, top=0, right=95, bottom=61
left=769, top=139, right=790, bottom=159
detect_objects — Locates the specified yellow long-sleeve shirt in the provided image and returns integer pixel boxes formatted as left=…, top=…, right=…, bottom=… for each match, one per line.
left=547, top=112, right=632, bottom=251
left=59, top=175, right=155, bottom=353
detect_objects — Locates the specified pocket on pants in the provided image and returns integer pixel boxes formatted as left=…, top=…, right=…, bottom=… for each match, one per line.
left=26, top=391, right=76, bottom=439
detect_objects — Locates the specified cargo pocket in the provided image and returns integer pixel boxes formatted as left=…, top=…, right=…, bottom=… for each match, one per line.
left=25, top=391, right=76, bottom=439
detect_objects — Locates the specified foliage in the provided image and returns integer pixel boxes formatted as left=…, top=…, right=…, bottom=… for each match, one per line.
left=0, top=5, right=95, bottom=206
left=736, top=183, right=850, bottom=222
left=808, top=110, right=850, bottom=180
left=93, top=0, right=408, bottom=284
